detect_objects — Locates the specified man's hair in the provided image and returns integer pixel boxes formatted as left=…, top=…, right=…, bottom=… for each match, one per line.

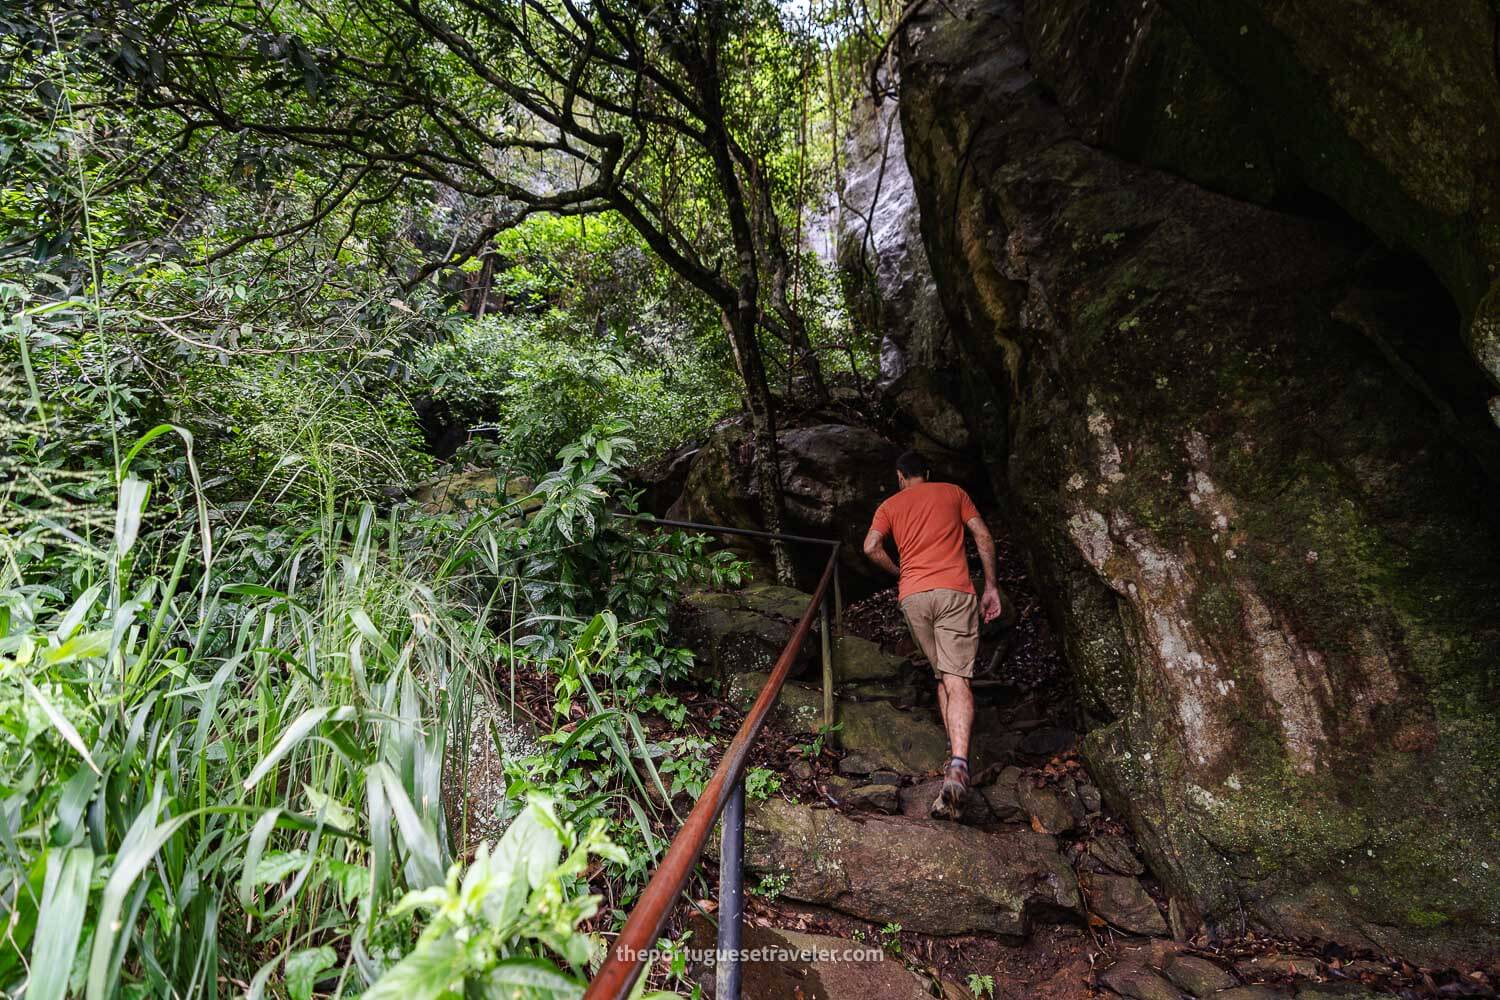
left=896, top=450, right=931, bottom=479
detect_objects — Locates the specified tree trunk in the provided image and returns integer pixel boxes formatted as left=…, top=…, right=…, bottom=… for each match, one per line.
left=721, top=309, right=796, bottom=585
left=684, top=29, right=797, bottom=583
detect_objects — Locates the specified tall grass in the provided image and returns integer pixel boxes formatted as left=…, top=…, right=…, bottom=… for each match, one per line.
left=0, top=409, right=498, bottom=996
left=1, top=387, right=738, bottom=997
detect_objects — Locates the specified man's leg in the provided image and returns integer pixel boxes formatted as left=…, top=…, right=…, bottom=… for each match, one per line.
left=939, top=673, right=973, bottom=761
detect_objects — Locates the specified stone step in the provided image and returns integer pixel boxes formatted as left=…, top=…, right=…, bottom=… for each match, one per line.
left=738, top=798, right=1081, bottom=938
left=680, top=585, right=907, bottom=685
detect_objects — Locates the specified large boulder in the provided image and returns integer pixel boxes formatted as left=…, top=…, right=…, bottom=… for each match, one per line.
left=839, top=78, right=983, bottom=480
left=675, top=585, right=817, bottom=684
left=742, top=797, right=1082, bottom=937
left=678, top=583, right=908, bottom=689
left=1022, top=0, right=1500, bottom=412
left=898, top=0, right=1500, bottom=965
left=838, top=73, right=954, bottom=385
left=667, top=420, right=904, bottom=594
left=837, top=699, right=1020, bottom=774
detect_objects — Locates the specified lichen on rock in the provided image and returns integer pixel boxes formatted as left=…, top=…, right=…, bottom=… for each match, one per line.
left=897, top=0, right=1500, bottom=965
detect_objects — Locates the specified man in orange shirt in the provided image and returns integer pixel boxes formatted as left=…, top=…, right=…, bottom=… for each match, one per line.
left=863, top=451, right=1001, bottom=818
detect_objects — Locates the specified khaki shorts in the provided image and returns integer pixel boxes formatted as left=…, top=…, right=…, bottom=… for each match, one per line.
left=900, top=588, right=979, bottom=679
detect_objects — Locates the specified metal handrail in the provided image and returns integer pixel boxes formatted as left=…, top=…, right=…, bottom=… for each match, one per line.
left=584, top=518, right=842, bottom=1000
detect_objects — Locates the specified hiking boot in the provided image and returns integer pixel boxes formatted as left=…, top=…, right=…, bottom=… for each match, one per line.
left=931, top=756, right=969, bottom=820
left=929, top=787, right=958, bottom=820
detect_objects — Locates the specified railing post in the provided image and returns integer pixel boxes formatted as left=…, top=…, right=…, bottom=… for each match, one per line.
left=820, top=592, right=834, bottom=730
left=716, top=778, right=746, bottom=1000
left=833, top=558, right=844, bottom=633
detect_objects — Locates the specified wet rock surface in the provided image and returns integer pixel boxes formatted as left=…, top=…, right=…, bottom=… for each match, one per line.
left=667, top=566, right=1491, bottom=996
left=1161, top=953, right=1238, bottom=995
left=837, top=71, right=954, bottom=387
left=898, top=0, right=1500, bottom=964
left=847, top=783, right=901, bottom=814
left=741, top=797, right=1081, bottom=937
left=676, top=586, right=813, bottom=684
left=1016, top=779, right=1079, bottom=835
left=1084, top=871, right=1171, bottom=937
left=1099, top=962, right=1188, bottom=1000
left=667, top=420, right=904, bottom=594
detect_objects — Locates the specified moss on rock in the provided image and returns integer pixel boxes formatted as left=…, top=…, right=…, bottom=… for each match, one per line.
left=900, top=0, right=1500, bottom=964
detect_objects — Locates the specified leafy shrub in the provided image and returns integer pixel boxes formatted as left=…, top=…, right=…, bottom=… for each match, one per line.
left=0, top=404, right=644, bottom=997
left=187, top=357, right=431, bottom=505
left=415, top=313, right=727, bottom=476
left=362, top=798, right=624, bottom=998
left=0, top=457, right=464, bottom=996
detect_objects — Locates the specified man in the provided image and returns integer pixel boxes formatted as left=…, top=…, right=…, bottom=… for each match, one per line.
left=863, top=451, right=1001, bottom=819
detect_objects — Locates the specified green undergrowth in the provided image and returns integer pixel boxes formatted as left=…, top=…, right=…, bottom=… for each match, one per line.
left=1, top=320, right=730, bottom=997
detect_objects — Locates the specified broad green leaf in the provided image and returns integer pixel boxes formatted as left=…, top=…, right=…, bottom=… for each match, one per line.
left=370, top=763, right=445, bottom=889
left=478, top=957, right=585, bottom=998
left=29, top=846, right=94, bottom=1000
left=251, top=850, right=311, bottom=886
left=113, top=476, right=150, bottom=556
left=360, top=933, right=468, bottom=1000
left=242, top=706, right=353, bottom=791
left=238, top=809, right=283, bottom=909
left=87, top=810, right=198, bottom=999
left=304, top=783, right=355, bottom=831
left=40, top=630, right=112, bottom=666
left=53, top=583, right=103, bottom=643
left=285, top=945, right=337, bottom=1000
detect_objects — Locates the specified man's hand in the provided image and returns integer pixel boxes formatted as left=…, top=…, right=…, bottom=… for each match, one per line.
left=966, top=516, right=1003, bottom=622
left=980, top=585, right=1002, bottom=623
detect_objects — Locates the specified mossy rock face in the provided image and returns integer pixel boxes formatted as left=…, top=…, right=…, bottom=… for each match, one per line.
left=837, top=699, right=1018, bottom=774
left=724, top=671, right=826, bottom=732
left=1024, top=0, right=1500, bottom=387
left=679, top=584, right=909, bottom=693
left=412, top=471, right=537, bottom=514
left=831, top=634, right=908, bottom=683
left=900, top=0, right=1500, bottom=965
left=835, top=700, right=951, bottom=774
left=741, top=797, right=1081, bottom=936
left=668, top=421, right=905, bottom=596
left=676, top=591, right=815, bottom=684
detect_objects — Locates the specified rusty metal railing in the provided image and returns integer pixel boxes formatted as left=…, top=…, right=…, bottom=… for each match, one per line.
left=586, top=517, right=842, bottom=1000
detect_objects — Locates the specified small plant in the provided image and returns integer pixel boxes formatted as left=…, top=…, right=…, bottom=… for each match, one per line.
left=364, top=796, right=623, bottom=996
left=967, top=972, right=997, bottom=998
left=880, top=922, right=903, bottom=956
left=798, top=721, right=843, bottom=760
left=752, top=872, right=790, bottom=902
left=655, top=929, right=693, bottom=984
left=745, top=767, right=782, bottom=801
left=659, top=736, right=714, bottom=798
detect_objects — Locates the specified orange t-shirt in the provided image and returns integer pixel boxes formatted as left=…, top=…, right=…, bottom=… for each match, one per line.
left=869, top=482, right=980, bottom=601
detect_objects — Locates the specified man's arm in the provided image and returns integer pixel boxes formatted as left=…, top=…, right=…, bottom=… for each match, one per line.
left=966, top=515, right=1003, bottom=622
left=863, top=528, right=900, bottom=577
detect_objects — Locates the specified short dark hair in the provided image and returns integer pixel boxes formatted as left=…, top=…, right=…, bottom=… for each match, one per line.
left=896, top=450, right=931, bottom=478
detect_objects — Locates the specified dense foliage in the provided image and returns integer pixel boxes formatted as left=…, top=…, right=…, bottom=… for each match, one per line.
left=1, top=0, right=899, bottom=994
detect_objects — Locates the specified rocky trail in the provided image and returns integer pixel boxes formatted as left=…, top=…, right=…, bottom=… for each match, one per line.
left=658, top=524, right=1497, bottom=1000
